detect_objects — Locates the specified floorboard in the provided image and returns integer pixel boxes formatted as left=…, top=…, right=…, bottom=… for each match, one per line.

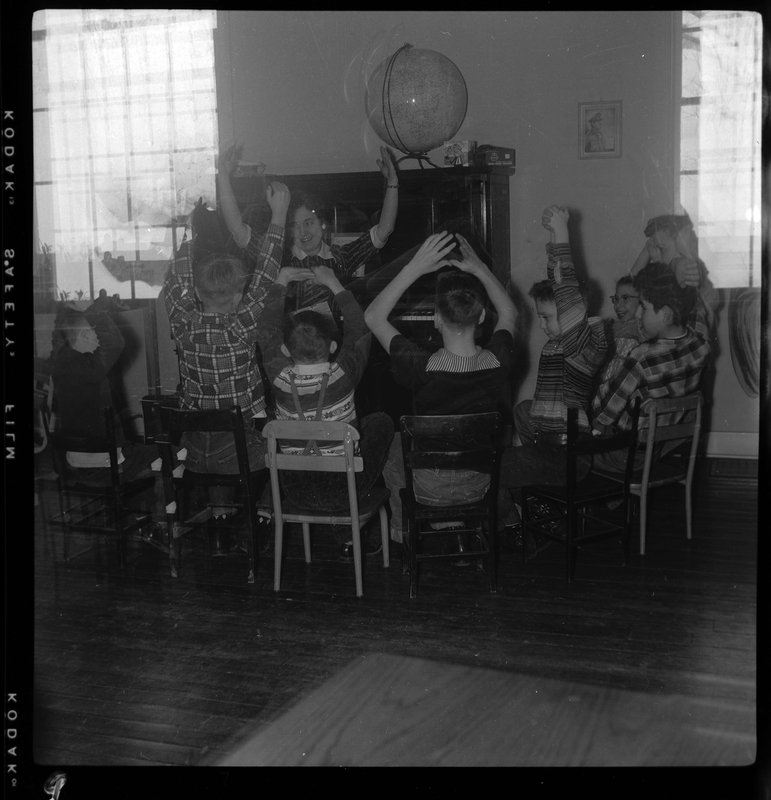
left=30, top=456, right=759, bottom=772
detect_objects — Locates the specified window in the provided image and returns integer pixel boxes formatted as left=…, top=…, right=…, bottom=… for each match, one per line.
left=33, top=10, right=218, bottom=301
left=679, top=11, right=762, bottom=288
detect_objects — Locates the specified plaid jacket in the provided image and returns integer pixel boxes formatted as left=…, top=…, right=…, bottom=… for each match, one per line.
left=591, top=294, right=712, bottom=432
left=164, top=223, right=284, bottom=418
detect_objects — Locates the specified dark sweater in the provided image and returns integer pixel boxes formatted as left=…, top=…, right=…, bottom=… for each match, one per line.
left=51, top=311, right=125, bottom=442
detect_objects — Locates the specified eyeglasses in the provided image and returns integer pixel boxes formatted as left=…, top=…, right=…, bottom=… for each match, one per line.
left=610, top=294, right=639, bottom=304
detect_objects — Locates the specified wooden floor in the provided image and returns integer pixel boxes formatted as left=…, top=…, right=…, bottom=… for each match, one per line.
left=31, top=456, right=760, bottom=778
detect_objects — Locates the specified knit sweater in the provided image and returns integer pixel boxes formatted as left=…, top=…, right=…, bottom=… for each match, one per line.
left=528, top=242, right=608, bottom=433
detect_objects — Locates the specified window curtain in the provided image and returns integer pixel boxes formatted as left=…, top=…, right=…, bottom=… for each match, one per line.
left=33, top=9, right=218, bottom=301
left=679, top=11, right=762, bottom=289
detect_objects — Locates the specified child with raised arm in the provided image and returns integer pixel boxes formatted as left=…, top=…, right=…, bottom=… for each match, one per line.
left=498, top=205, right=608, bottom=527
left=364, top=232, right=517, bottom=547
left=219, top=143, right=400, bottom=320
left=164, top=171, right=290, bottom=555
left=255, top=262, right=394, bottom=562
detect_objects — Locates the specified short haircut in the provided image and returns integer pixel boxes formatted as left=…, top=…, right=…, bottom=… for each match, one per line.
left=193, top=254, right=248, bottom=304
left=633, top=262, right=696, bottom=327
left=435, top=269, right=486, bottom=328
left=288, top=192, right=330, bottom=227
left=615, top=275, right=634, bottom=290
left=283, top=310, right=336, bottom=363
left=643, top=213, right=692, bottom=240
left=59, top=309, right=91, bottom=346
left=528, top=279, right=554, bottom=304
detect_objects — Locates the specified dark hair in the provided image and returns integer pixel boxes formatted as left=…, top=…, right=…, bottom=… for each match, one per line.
left=288, top=192, right=331, bottom=228
left=615, top=275, right=634, bottom=290
left=193, top=254, right=248, bottom=304
left=283, top=310, right=336, bottom=363
left=435, top=269, right=486, bottom=328
left=643, top=213, right=692, bottom=240
left=633, top=262, right=696, bottom=327
left=59, top=309, right=91, bottom=346
left=528, top=279, right=554, bottom=303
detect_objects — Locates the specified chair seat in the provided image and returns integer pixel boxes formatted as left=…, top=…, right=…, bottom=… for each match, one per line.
left=181, top=469, right=265, bottom=488
left=282, top=486, right=391, bottom=523
left=400, top=488, right=493, bottom=523
left=594, top=461, right=687, bottom=490
left=526, top=471, right=631, bottom=504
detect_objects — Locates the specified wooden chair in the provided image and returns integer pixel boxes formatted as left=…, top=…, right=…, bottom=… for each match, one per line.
left=151, top=402, right=269, bottom=582
left=521, top=399, right=641, bottom=583
left=399, top=413, right=502, bottom=599
left=45, top=408, right=156, bottom=568
left=262, top=420, right=390, bottom=598
left=594, top=393, right=703, bottom=555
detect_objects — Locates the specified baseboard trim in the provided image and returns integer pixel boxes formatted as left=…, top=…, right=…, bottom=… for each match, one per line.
left=704, top=431, right=759, bottom=459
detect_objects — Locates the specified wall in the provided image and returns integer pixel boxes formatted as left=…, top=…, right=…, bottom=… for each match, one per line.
left=215, top=10, right=758, bottom=457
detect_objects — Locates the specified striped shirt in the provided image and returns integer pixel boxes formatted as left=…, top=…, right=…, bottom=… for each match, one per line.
left=256, top=285, right=370, bottom=455
left=390, top=329, right=514, bottom=416
left=529, top=243, right=609, bottom=433
left=164, top=224, right=284, bottom=418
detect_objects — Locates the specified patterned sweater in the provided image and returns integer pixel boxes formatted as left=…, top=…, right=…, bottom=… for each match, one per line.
left=256, top=284, right=371, bottom=455
left=529, top=243, right=608, bottom=433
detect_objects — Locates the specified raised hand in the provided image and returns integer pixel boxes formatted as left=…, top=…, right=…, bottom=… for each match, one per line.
left=376, top=146, right=398, bottom=183
left=672, top=256, right=701, bottom=288
left=448, top=233, right=486, bottom=275
left=541, top=204, right=569, bottom=230
left=541, top=205, right=569, bottom=243
left=218, top=142, right=242, bottom=175
left=266, top=181, right=291, bottom=219
left=406, top=232, right=457, bottom=276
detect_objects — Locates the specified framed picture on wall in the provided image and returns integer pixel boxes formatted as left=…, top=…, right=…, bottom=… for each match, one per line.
left=578, top=101, right=622, bottom=159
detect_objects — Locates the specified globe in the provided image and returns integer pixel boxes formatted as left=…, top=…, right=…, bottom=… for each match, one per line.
left=365, top=44, right=468, bottom=156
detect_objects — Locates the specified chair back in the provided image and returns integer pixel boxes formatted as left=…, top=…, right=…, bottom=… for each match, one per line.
left=262, top=419, right=363, bottom=524
left=399, top=413, right=501, bottom=501
left=150, top=402, right=254, bottom=483
left=47, top=407, right=123, bottom=486
left=640, top=392, right=703, bottom=484
left=566, top=398, right=641, bottom=496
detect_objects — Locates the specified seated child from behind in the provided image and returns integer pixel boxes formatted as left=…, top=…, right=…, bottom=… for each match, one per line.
left=363, top=232, right=517, bottom=545
left=256, top=263, right=394, bottom=559
left=51, top=307, right=167, bottom=530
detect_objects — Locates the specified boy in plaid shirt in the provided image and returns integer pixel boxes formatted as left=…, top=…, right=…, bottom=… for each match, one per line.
left=164, top=159, right=289, bottom=553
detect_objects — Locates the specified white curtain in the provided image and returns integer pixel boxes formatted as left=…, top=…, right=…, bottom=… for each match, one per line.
left=33, top=10, right=218, bottom=300
left=679, top=10, right=762, bottom=288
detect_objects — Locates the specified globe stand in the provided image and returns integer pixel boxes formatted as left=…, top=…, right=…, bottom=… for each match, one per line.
left=394, top=153, right=440, bottom=169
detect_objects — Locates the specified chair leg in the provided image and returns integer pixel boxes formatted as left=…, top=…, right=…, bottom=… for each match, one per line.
left=273, top=516, right=284, bottom=592
left=378, top=506, right=390, bottom=568
left=685, top=479, right=693, bottom=541
left=244, top=506, right=256, bottom=585
left=350, top=519, right=364, bottom=598
left=409, top=520, right=419, bottom=599
left=565, top=505, right=575, bottom=584
left=302, top=523, right=312, bottom=563
left=639, top=487, right=648, bottom=556
left=487, top=518, right=497, bottom=594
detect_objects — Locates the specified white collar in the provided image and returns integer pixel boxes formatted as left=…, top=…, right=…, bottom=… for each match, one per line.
left=291, top=362, right=331, bottom=376
left=292, top=241, right=334, bottom=261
